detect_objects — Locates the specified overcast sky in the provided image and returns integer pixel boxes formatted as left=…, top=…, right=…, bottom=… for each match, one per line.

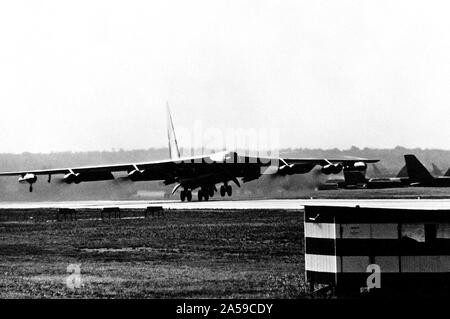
left=1, top=0, right=450, bottom=153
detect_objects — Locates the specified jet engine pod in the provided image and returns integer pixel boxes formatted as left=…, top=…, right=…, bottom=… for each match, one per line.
left=278, top=163, right=316, bottom=175
left=278, top=164, right=294, bottom=175
left=64, top=171, right=115, bottom=184
left=128, top=169, right=145, bottom=181
left=63, top=172, right=81, bottom=184
left=321, top=163, right=343, bottom=175
left=351, top=161, right=367, bottom=171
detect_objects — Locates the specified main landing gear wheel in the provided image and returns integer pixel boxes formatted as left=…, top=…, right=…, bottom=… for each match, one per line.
left=186, top=190, right=192, bottom=202
left=220, top=185, right=232, bottom=197
left=198, top=189, right=209, bottom=201
left=226, top=185, right=232, bottom=196
left=220, top=185, right=226, bottom=197
left=181, top=190, right=192, bottom=202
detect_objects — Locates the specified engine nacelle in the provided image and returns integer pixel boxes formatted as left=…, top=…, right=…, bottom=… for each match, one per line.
left=128, top=169, right=145, bottom=181
left=278, top=164, right=294, bottom=176
left=321, top=163, right=343, bottom=175
left=18, top=173, right=37, bottom=184
left=63, top=172, right=81, bottom=184
left=321, top=165, right=333, bottom=175
left=351, top=161, right=367, bottom=171
left=277, top=163, right=316, bottom=175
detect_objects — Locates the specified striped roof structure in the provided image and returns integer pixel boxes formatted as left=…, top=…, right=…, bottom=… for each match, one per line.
left=304, top=205, right=450, bottom=296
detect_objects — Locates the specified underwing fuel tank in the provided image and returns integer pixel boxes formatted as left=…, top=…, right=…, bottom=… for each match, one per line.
left=19, top=173, right=38, bottom=192
left=18, top=173, right=37, bottom=184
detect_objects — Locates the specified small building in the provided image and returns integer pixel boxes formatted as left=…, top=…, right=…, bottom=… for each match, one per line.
left=304, top=205, right=450, bottom=296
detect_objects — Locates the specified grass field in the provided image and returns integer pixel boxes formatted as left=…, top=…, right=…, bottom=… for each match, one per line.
left=3, top=187, right=450, bottom=299
left=0, top=209, right=304, bottom=298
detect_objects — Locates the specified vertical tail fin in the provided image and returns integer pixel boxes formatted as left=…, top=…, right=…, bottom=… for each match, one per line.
left=404, top=154, right=434, bottom=182
left=371, top=164, right=383, bottom=178
left=431, top=163, right=442, bottom=176
left=166, top=103, right=181, bottom=160
left=396, top=165, right=408, bottom=178
left=445, top=167, right=450, bottom=177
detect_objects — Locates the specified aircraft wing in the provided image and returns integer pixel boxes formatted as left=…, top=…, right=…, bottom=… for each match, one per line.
left=0, top=152, right=254, bottom=183
left=0, top=156, right=211, bottom=178
left=0, top=150, right=378, bottom=194
left=282, top=157, right=378, bottom=165
left=0, top=153, right=378, bottom=178
left=0, top=163, right=133, bottom=176
left=275, top=156, right=378, bottom=176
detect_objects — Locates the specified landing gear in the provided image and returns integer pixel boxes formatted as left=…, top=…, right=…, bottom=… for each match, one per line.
left=226, top=184, right=232, bottom=196
left=29, top=184, right=33, bottom=193
left=180, top=189, right=192, bottom=202
left=197, top=189, right=209, bottom=201
left=186, top=190, right=192, bottom=202
left=220, top=184, right=232, bottom=197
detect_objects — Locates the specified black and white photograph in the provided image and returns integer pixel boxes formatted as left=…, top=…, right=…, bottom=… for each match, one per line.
left=1, top=0, right=450, bottom=314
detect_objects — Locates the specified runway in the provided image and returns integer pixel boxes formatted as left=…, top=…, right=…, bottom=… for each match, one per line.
left=2, top=198, right=450, bottom=210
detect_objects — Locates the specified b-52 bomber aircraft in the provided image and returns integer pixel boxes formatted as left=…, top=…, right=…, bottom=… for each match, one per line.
left=0, top=105, right=378, bottom=201
left=318, top=164, right=409, bottom=190
left=327, top=154, right=450, bottom=190
left=404, top=154, right=450, bottom=187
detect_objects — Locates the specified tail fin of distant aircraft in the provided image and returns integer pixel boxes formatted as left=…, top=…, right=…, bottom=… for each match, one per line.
left=404, top=154, right=434, bottom=182
left=432, top=163, right=442, bottom=176
left=371, top=164, right=383, bottom=178
left=396, top=165, right=408, bottom=178
left=167, top=103, right=181, bottom=160
left=445, top=167, right=450, bottom=177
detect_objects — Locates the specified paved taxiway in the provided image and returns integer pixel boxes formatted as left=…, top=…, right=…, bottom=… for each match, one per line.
left=2, top=198, right=450, bottom=210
